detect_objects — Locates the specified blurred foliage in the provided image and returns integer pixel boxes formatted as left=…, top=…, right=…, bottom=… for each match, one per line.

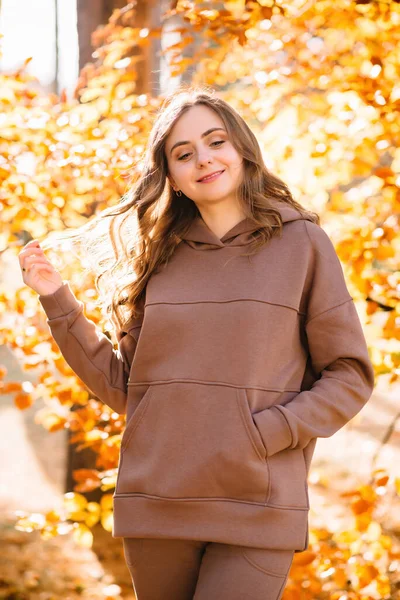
left=1, top=0, right=400, bottom=598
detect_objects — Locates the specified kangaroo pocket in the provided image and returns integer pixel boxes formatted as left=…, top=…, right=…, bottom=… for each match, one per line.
left=116, top=382, right=271, bottom=504
left=266, top=447, right=310, bottom=509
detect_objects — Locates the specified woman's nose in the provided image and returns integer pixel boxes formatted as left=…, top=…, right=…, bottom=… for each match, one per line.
left=196, top=153, right=212, bottom=167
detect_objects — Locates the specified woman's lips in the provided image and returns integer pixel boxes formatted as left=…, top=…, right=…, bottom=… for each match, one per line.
left=197, top=170, right=225, bottom=183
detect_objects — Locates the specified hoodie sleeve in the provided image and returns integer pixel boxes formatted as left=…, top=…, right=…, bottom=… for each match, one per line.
left=38, top=281, right=143, bottom=415
left=253, top=221, right=375, bottom=457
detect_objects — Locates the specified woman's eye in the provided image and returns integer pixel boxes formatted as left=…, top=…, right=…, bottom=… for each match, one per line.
left=211, top=140, right=225, bottom=148
left=177, top=140, right=225, bottom=161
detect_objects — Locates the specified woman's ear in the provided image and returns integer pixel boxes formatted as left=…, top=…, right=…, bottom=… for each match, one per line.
left=167, top=174, right=177, bottom=191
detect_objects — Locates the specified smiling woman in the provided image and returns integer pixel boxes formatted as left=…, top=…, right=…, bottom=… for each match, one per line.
left=196, top=168, right=225, bottom=183
left=164, top=105, right=247, bottom=236
left=27, top=85, right=374, bottom=600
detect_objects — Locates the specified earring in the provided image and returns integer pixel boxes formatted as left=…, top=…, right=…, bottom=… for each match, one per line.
left=176, top=190, right=182, bottom=196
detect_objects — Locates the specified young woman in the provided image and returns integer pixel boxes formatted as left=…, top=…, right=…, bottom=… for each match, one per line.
left=19, top=86, right=375, bottom=600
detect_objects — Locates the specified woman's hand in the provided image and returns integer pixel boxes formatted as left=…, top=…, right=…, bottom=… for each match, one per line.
left=19, top=239, right=64, bottom=296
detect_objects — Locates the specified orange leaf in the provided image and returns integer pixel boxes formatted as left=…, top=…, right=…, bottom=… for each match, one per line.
left=14, top=392, right=33, bottom=410
left=74, top=479, right=101, bottom=493
left=72, top=468, right=101, bottom=482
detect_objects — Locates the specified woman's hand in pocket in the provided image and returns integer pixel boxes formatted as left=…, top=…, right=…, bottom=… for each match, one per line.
left=19, top=239, right=64, bottom=296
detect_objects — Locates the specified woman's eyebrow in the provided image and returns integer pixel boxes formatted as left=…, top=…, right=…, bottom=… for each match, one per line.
left=169, top=127, right=226, bottom=155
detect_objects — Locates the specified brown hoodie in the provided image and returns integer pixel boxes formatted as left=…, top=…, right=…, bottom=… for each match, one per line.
left=38, top=200, right=374, bottom=553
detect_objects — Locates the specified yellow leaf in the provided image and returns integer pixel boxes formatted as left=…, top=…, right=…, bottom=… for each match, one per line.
left=84, top=502, right=101, bottom=527
left=45, top=509, right=61, bottom=524
left=63, top=492, right=88, bottom=514
left=364, top=521, right=381, bottom=542
left=101, top=511, right=114, bottom=533
left=72, top=523, right=93, bottom=548
left=100, top=493, right=114, bottom=511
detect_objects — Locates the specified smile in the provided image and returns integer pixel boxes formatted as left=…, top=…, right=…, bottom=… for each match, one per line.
left=197, top=170, right=225, bottom=183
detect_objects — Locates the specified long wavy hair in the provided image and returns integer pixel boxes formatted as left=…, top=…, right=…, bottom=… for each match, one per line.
left=40, top=84, right=319, bottom=332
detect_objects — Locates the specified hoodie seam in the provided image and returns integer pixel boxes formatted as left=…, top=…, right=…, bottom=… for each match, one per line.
left=305, top=297, right=353, bottom=325
left=303, top=218, right=313, bottom=248
left=67, top=328, right=128, bottom=394
left=145, top=299, right=306, bottom=316
left=113, top=492, right=308, bottom=509
left=126, top=379, right=301, bottom=393
left=43, top=297, right=81, bottom=320
left=183, top=244, right=226, bottom=251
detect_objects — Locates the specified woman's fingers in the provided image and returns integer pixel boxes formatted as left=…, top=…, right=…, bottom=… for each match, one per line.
left=21, top=253, right=48, bottom=270
left=19, top=244, right=43, bottom=260
left=23, top=258, right=52, bottom=272
left=21, top=248, right=44, bottom=258
left=19, top=240, right=41, bottom=256
left=18, top=240, right=63, bottom=295
left=24, top=255, right=50, bottom=266
left=19, top=241, right=46, bottom=271
left=28, top=264, right=54, bottom=273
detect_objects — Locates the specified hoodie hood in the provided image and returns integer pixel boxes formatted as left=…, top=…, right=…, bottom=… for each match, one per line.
left=181, top=200, right=315, bottom=250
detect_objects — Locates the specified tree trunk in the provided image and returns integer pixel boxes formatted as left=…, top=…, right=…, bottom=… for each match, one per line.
left=77, top=0, right=161, bottom=93
left=127, top=0, right=162, bottom=95
left=68, top=1, right=161, bottom=498
left=77, top=0, right=107, bottom=71
left=77, top=0, right=127, bottom=71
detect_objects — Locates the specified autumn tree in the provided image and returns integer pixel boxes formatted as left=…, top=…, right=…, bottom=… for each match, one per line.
left=1, top=0, right=400, bottom=597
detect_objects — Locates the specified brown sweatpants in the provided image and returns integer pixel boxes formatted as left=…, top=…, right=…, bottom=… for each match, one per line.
left=122, top=537, right=294, bottom=600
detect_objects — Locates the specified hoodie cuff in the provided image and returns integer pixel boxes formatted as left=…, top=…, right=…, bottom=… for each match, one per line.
left=38, top=281, right=81, bottom=320
left=253, top=405, right=293, bottom=457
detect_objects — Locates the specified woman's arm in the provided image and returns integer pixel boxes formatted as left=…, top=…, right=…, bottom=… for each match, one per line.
left=253, top=221, right=375, bottom=456
left=38, top=281, right=142, bottom=415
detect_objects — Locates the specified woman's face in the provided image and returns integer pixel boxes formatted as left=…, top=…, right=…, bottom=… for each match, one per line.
left=165, top=104, right=244, bottom=210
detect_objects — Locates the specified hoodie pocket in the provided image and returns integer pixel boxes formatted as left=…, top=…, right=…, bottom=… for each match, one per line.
left=116, top=382, right=271, bottom=504
left=267, top=446, right=310, bottom=509
left=120, top=384, right=153, bottom=454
